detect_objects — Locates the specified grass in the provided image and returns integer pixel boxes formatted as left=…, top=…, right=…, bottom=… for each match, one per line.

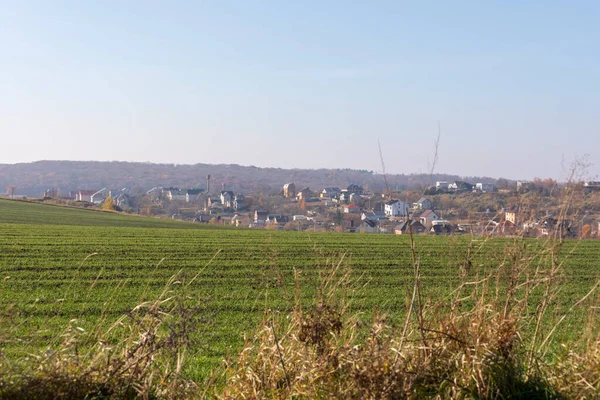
left=1, top=199, right=600, bottom=398
left=0, top=198, right=206, bottom=229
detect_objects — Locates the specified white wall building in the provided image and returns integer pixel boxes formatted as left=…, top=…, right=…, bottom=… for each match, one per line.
left=384, top=199, right=409, bottom=217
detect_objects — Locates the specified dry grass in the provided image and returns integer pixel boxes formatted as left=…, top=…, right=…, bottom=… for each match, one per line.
left=220, top=238, right=599, bottom=399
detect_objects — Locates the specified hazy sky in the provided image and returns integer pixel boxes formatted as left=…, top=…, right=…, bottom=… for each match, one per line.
left=1, top=1, right=599, bottom=180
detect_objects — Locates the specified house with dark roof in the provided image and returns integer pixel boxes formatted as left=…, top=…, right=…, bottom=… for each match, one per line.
left=220, top=191, right=234, bottom=207
left=232, top=194, right=246, bottom=211
left=283, top=183, right=296, bottom=198
left=431, top=224, right=452, bottom=235
left=345, top=184, right=364, bottom=195
left=186, top=189, right=204, bottom=203
left=419, top=209, right=440, bottom=228
left=296, top=187, right=311, bottom=201
left=266, top=215, right=290, bottom=225
left=413, top=197, right=433, bottom=211
left=360, top=219, right=378, bottom=233
left=320, top=187, right=341, bottom=199
left=254, top=210, right=269, bottom=223
left=394, top=220, right=427, bottom=235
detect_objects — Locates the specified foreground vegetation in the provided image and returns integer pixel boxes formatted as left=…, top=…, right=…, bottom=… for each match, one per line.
left=1, top=199, right=599, bottom=398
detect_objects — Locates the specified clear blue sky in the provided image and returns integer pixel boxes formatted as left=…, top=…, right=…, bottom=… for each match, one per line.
left=1, top=1, right=599, bottom=180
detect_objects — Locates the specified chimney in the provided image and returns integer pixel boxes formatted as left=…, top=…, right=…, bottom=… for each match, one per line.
left=206, top=175, right=211, bottom=195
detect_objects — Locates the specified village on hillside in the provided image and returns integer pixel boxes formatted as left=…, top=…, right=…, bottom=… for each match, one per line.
left=5, top=178, right=600, bottom=239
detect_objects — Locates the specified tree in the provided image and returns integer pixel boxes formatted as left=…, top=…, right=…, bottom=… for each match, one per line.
left=299, top=198, right=306, bottom=210
left=102, top=196, right=115, bottom=211
left=582, top=224, right=592, bottom=239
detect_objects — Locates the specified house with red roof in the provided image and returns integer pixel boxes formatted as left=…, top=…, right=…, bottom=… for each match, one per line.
left=344, top=204, right=360, bottom=214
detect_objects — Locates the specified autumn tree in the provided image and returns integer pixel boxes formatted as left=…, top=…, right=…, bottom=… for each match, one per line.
left=299, top=198, right=306, bottom=210
left=102, top=196, right=115, bottom=211
left=582, top=224, right=592, bottom=239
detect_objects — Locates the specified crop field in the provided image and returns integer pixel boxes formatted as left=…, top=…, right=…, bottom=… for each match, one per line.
left=1, top=199, right=600, bottom=382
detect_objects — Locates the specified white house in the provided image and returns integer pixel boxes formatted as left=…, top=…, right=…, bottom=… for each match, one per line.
left=435, top=181, right=448, bottom=190
left=475, top=183, right=496, bottom=192
left=75, top=190, right=95, bottom=202
left=384, top=199, right=409, bottom=217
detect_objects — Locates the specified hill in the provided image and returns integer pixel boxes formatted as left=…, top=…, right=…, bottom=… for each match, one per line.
left=0, top=160, right=499, bottom=197
left=0, top=199, right=205, bottom=229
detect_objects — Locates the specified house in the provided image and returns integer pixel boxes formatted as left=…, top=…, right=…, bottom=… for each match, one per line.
left=419, top=210, right=440, bottom=228
left=361, top=211, right=377, bottom=221
left=165, top=188, right=187, bottom=201
left=435, top=181, right=448, bottom=190
left=320, top=187, right=341, bottom=199
left=394, top=220, right=427, bottom=235
left=266, top=215, right=289, bottom=225
left=448, top=181, right=473, bottom=192
left=431, top=224, right=452, bottom=235
left=193, top=213, right=212, bottom=223
left=43, top=189, right=57, bottom=198
left=231, top=214, right=251, bottom=227
left=207, top=196, right=221, bottom=208
left=186, top=189, right=204, bottom=203
left=254, top=210, right=269, bottom=223
left=75, top=190, right=96, bottom=202
left=220, top=191, right=234, bottom=208
left=349, top=193, right=361, bottom=205
left=475, top=183, right=496, bottom=192
left=296, top=187, right=311, bottom=201
left=384, top=200, right=409, bottom=217
left=339, top=192, right=350, bottom=204
left=208, top=201, right=224, bottom=214
left=413, top=197, right=433, bottom=211
left=344, top=204, right=360, bottom=214
left=113, top=192, right=132, bottom=208
left=360, top=219, right=378, bottom=233
left=283, top=183, right=296, bottom=198
left=232, top=194, right=246, bottom=211
left=91, top=189, right=108, bottom=204
left=361, top=211, right=387, bottom=222
left=345, top=184, right=364, bottom=195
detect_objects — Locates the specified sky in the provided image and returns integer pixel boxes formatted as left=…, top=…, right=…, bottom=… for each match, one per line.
left=1, top=1, right=599, bottom=181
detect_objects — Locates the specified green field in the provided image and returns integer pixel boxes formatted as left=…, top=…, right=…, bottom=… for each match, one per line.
left=1, top=199, right=599, bottom=381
